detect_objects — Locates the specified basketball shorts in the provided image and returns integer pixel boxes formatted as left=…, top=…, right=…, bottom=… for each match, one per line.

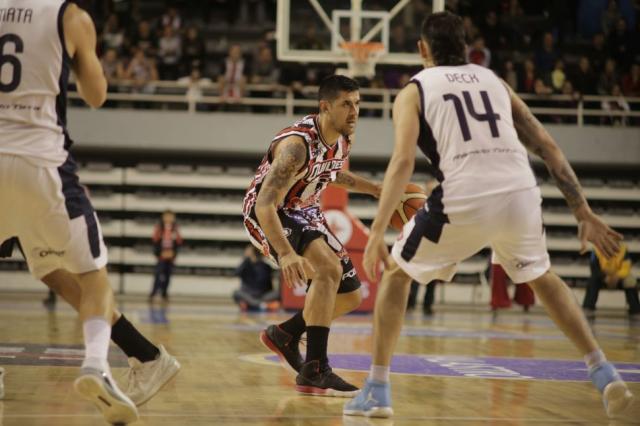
left=0, top=154, right=108, bottom=279
left=244, top=207, right=361, bottom=294
left=392, top=187, right=550, bottom=285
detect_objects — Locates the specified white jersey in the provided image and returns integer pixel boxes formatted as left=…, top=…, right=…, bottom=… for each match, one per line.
left=0, top=0, right=71, bottom=167
left=411, top=63, right=537, bottom=217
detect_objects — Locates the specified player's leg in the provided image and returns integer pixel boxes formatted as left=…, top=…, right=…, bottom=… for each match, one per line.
left=42, top=269, right=179, bottom=406
left=493, top=187, right=633, bottom=419
left=294, top=238, right=359, bottom=396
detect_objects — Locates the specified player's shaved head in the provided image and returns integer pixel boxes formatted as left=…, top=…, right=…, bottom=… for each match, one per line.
left=318, top=75, right=359, bottom=102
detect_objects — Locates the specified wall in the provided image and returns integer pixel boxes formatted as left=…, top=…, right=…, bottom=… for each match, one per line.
left=68, top=108, right=640, bottom=165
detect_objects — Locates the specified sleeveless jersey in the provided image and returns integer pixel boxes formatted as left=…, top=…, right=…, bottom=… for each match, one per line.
left=0, top=0, right=71, bottom=167
left=410, top=63, right=537, bottom=216
left=243, top=114, right=351, bottom=220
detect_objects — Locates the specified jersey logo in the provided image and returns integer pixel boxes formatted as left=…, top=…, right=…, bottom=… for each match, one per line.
left=307, top=159, right=344, bottom=181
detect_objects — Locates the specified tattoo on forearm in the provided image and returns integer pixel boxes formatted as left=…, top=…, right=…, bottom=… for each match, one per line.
left=513, top=97, right=585, bottom=211
left=259, top=141, right=306, bottom=205
left=335, top=171, right=357, bottom=188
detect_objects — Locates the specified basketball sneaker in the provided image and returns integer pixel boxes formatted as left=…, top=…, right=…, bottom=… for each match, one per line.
left=74, top=364, right=138, bottom=424
left=343, top=378, right=393, bottom=418
left=589, top=362, right=634, bottom=418
left=260, top=325, right=304, bottom=374
left=125, top=345, right=180, bottom=406
left=295, top=360, right=359, bottom=397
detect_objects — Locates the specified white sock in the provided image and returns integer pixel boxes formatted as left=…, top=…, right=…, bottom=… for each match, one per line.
left=584, top=349, right=607, bottom=370
left=82, top=317, right=111, bottom=373
left=369, top=365, right=390, bottom=383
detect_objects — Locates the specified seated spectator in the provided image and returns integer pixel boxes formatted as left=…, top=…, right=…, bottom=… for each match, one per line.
left=534, top=78, right=553, bottom=95
left=177, top=66, right=213, bottom=104
left=218, top=44, right=247, bottom=104
left=601, top=84, right=630, bottom=126
left=130, top=20, right=157, bottom=58
left=590, top=33, right=607, bottom=73
left=621, top=63, right=640, bottom=97
left=161, top=6, right=182, bottom=32
left=519, top=59, right=537, bottom=93
left=556, top=80, right=579, bottom=124
left=572, top=56, right=598, bottom=96
left=100, top=48, right=125, bottom=87
left=607, top=18, right=634, bottom=69
left=181, top=27, right=205, bottom=76
left=101, top=13, right=125, bottom=54
left=534, top=32, right=557, bottom=74
left=583, top=244, right=639, bottom=320
left=467, top=36, right=491, bottom=68
left=233, top=245, right=280, bottom=312
left=250, top=46, right=279, bottom=85
left=407, top=280, right=440, bottom=316
left=157, top=25, right=182, bottom=80
left=598, top=58, right=620, bottom=95
left=124, top=47, right=159, bottom=93
left=389, top=24, right=414, bottom=53
left=501, top=60, right=518, bottom=91
left=461, top=15, right=479, bottom=45
left=489, top=263, right=535, bottom=312
left=479, top=10, right=505, bottom=50
left=550, top=59, right=566, bottom=93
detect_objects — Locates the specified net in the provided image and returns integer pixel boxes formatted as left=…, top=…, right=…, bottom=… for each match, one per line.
left=340, top=41, right=385, bottom=78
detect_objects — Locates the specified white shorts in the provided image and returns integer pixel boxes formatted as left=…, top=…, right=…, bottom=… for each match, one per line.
left=392, top=187, right=550, bottom=284
left=0, top=154, right=108, bottom=279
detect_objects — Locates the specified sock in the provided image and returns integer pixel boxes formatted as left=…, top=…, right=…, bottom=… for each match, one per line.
left=83, top=317, right=111, bottom=372
left=369, top=365, right=390, bottom=383
left=279, top=311, right=306, bottom=343
left=111, top=314, right=160, bottom=363
left=584, top=349, right=607, bottom=370
left=305, top=325, right=330, bottom=363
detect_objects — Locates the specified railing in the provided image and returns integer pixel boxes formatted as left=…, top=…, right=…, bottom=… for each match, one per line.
left=68, top=80, right=640, bottom=126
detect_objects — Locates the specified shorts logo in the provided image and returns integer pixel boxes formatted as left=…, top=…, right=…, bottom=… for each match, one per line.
left=282, top=228, right=292, bottom=237
left=38, top=249, right=65, bottom=258
left=515, top=260, right=534, bottom=269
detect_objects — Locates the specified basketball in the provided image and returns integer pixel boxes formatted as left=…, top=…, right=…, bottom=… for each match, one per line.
left=389, top=183, right=428, bottom=231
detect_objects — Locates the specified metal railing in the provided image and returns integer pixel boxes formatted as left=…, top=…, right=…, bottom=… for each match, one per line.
left=68, top=80, right=640, bottom=126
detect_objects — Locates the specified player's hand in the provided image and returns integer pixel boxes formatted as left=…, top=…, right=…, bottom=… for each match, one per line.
left=363, top=232, right=390, bottom=281
left=279, top=252, right=314, bottom=289
left=577, top=212, right=623, bottom=258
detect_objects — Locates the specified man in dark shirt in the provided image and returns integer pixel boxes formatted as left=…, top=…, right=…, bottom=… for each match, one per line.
left=233, top=245, right=280, bottom=311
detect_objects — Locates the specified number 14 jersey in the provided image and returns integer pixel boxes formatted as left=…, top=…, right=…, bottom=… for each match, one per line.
left=410, top=63, right=537, bottom=216
left=0, top=0, right=71, bottom=167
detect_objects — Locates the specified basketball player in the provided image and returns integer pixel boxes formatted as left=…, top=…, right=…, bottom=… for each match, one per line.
left=345, top=12, right=633, bottom=419
left=0, top=1, right=135, bottom=422
left=243, top=75, right=381, bottom=396
left=0, top=236, right=180, bottom=406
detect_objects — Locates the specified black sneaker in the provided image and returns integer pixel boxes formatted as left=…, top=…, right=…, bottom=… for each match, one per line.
left=295, top=360, right=359, bottom=397
left=260, top=325, right=304, bottom=374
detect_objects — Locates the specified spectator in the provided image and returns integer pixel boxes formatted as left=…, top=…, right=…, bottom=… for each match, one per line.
left=572, top=56, right=598, bottom=96
left=250, top=46, right=279, bottom=85
left=157, top=25, right=182, bottom=80
left=100, top=48, right=125, bottom=86
left=130, top=20, right=157, bottom=57
left=177, top=67, right=213, bottom=108
left=389, top=24, right=414, bottom=53
left=489, top=263, right=535, bottom=312
left=583, top=244, right=639, bottom=320
left=181, top=27, right=205, bottom=76
left=149, top=210, right=183, bottom=302
left=218, top=44, right=247, bottom=104
left=467, top=36, right=491, bottom=68
left=461, top=15, right=479, bottom=44
left=621, top=63, right=640, bottom=96
left=534, top=77, right=553, bottom=95
left=601, top=84, right=630, bottom=126
left=480, top=10, right=505, bottom=50
left=502, top=60, right=518, bottom=91
left=161, top=6, right=182, bottom=31
left=601, top=0, right=622, bottom=35
left=590, top=33, right=608, bottom=73
left=550, top=59, right=566, bottom=93
left=232, top=245, right=280, bottom=312
left=101, top=13, right=125, bottom=54
left=519, top=59, right=537, bottom=93
left=407, top=280, right=439, bottom=316
left=597, top=58, right=619, bottom=95
left=535, top=31, right=557, bottom=74
left=124, top=48, right=159, bottom=93
left=556, top=80, right=579, bottom=124
left=296, top=24, right=326, bottom=50
left=607, top=18, right=634, bottom=69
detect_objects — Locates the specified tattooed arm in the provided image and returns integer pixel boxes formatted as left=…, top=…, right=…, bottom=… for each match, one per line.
left=507, top=82, right=622, bottom=257
left=332, top=170, right=382, bottom=198
left=254, top=136, right=313, bottom=286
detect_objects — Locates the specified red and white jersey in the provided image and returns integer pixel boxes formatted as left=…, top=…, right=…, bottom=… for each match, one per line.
left=243, top=114, right=350, bottom=218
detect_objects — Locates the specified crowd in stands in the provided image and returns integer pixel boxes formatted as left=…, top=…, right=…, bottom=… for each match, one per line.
left=83, top=0, right=638, bottom=122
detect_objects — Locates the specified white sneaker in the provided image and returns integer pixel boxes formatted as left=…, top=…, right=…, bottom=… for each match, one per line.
left=74, top=366, right=139, bottom=424
left=0, top=367, right=5, bottom=400
left=125, top=345, right=180, bottom=406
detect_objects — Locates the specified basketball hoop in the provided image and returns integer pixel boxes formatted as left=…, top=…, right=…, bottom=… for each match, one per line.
left=340, top=41, right=385, bottom=78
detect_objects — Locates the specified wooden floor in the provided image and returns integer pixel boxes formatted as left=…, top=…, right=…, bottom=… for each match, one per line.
left=0, top=293, right=639, bottom=425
